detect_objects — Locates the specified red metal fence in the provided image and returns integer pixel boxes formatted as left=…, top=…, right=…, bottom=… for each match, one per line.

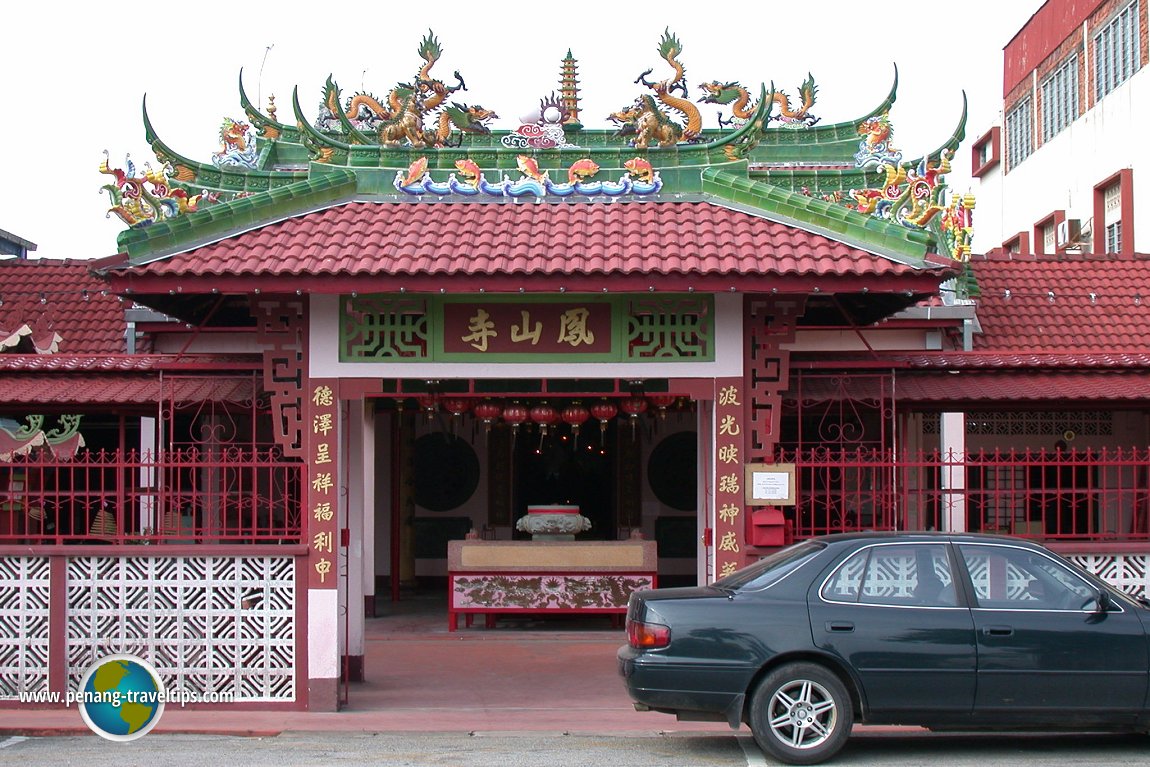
left=780, top=447, right=1150, bottom=542
left=4, top=445, right=1148, bottom=546
left=0, top=448, right=303, bottom=544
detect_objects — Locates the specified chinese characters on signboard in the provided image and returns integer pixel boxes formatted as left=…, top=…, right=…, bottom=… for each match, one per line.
left=308, top=380, right=339, bottom=588
left=713, top=378, right=744, bottom=580
left=441, top=302, right=612, bottom=356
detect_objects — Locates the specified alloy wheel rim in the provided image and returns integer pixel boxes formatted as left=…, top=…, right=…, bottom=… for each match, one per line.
left=767, top=679, right=837, bottom=749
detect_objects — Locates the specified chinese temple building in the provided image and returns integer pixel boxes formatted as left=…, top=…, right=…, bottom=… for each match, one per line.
left=5, top=30, right=1010, bottom=711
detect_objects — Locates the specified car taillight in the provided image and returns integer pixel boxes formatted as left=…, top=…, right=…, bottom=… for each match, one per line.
left=627, top=618, right=671, bottom=649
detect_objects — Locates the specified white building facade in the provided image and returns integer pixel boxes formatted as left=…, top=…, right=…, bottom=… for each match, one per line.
left=971, top=0, right=1146, bottom=255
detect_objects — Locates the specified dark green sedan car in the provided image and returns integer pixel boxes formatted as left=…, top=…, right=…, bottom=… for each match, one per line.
left=618, top=532, right=1150, bottom=764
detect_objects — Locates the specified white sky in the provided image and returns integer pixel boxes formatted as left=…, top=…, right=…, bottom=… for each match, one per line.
left=2, top=1, right=1042, bottom=261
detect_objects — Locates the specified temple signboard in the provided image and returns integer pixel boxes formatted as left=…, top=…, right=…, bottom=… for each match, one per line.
left=441, top=300, right=613, bottom=358
left=341, top=294, right=714, bottom=363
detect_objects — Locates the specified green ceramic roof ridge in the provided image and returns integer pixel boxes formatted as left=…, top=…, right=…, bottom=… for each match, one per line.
left=115, top=168, right=357, bottom=263
left=260, top=74, right=897, bottom=173
left=143, top=96, right=306, bottom=194
left=699, top=167, right=934, bottom=266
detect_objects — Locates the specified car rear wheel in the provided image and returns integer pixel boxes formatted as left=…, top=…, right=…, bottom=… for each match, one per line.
left=749, top=662, right=853, bottom=765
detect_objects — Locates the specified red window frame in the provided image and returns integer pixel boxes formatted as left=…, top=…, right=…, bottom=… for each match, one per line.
left=1002, top=231, right=1031, bottom=255
left=1033, top=210, right=1067, bottom=255
left=1093, top=168, right=1134, bottom=255
left=971, top=127, right=1001, bottom=178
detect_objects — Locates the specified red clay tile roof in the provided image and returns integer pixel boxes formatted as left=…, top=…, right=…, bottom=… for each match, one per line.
left=0, top=355, right=162, bottom=371
left=968, top=253, right=1150, bottom=353
left=111, top=201, right=944, bottom=289
left=0, top=259, right=129, bottom=355
left=0, top=354, right=261, bottom=372
left=892, top=352, right=1150, bottom=368
left=791, top=370, right=1150, bottom=402
left=0, top=374, right=255, bottom=405
left=896, top=371, right=1150, bottom=401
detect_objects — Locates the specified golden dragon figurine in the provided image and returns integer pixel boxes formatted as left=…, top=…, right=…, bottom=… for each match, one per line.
left=631, top=29, right=701, bottom=143
left=698, top=76, right=820, bottom=128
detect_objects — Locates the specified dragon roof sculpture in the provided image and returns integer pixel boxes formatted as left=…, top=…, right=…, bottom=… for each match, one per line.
left=105, top=29, right=973, bottom=267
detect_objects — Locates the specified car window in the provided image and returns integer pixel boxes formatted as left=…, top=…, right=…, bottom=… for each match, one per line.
left=958, top=544, right=1097, bottom=610
left=715, top=541, right=824, bottom=591
left=821, top=543, right=957, bottom=607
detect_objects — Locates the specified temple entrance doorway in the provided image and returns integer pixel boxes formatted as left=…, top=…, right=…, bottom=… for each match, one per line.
left=369, top=386, right=702, bottom=611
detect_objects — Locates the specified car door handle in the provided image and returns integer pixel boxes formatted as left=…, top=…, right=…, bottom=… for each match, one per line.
left=825, top=621, right=855, bottom=633
left=982, top=625, right=1014, bottom=637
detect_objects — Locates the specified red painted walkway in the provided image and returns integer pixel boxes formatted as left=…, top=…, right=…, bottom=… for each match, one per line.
left=2, top=593, right=736, bottom=737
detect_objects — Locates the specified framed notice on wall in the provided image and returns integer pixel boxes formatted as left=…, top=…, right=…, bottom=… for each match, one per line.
left=744, top=463, right=796, bottom=506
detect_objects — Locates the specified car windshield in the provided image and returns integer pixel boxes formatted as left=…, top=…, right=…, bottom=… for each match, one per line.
left=712, top=541, right=825, bottom=591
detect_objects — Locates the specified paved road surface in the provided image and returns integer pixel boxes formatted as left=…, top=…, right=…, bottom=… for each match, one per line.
left=1, top=730, right=1148, bottom=767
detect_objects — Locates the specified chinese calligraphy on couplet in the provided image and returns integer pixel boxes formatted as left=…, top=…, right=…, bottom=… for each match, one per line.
left=713, top=378, right=744, bottom=580
left=308, top=379, right=340, bottom=588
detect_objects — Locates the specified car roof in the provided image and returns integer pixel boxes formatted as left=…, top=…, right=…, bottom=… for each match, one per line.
left=812, top=531, right=1048, bottom=549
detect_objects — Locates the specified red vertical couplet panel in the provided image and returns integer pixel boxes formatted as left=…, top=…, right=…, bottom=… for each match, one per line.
left=306, top=378, right=340, bottom=590
left=713, top=376, right=746, bottom=579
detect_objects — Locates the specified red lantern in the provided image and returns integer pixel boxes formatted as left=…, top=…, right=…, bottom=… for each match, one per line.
left=417, top=394, right=438, bottom=421
left=619, top=396, right=648, bottom=436
left=529, top=403, right=558, bottom=426
left=472, top=400, right=502, bottom=427
left=561, top=404, right=590, bottom=429
left=501, top=403, right=529, bottom=432
left=441, top=397, right=471, bottom=416
left=561, top=404, right=591, bottom=447
left=529, top=405, right=558, bottom=433
left=620, top=396, right=649, bottom=418
left=648, top=394, right=677, bottom=418
left=441, top=397, right=472, bottom=435
left=590, top=400, right=617, bottom=441
left=529, top=403, right=559, bottom=449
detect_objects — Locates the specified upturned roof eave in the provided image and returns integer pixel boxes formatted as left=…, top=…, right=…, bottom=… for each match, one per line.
left=699, top=168, right=939, bottom=267
left=109, top=168, right=359, bottom=266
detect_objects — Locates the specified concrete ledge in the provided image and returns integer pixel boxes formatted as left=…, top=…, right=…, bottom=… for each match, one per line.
left=450, top=540, right=657, bottom=571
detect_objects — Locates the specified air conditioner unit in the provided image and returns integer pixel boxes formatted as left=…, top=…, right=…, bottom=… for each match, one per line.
left=1056, top=218, right=1081, bottom=247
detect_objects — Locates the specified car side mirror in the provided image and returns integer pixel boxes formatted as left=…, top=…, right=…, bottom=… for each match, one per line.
left=1090, top=589, right=1112, bottom=614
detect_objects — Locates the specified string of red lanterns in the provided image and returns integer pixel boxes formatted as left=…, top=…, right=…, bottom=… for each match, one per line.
left=412, top=395, right=684, bottom=432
